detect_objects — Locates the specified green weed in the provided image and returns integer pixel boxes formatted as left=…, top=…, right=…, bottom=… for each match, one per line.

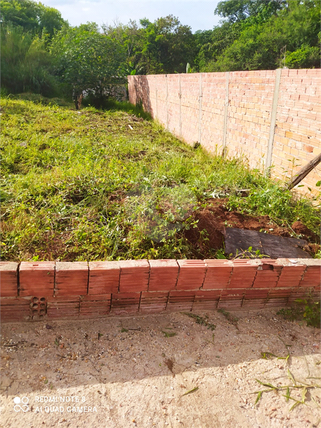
left=277, top=297, right=320, bottom=328
left=254, top=371, right=320, bottom=410
left=218, top=308, right=239, bottom=328
left=1, top=98, right=319, bottom=261
left=233, top=246, right=269, bottom=259
left=162, top=330, right=177, bottom=338
left=228, top=183, right=320, bottom=235
left=181, top=312, right=216, bottom=331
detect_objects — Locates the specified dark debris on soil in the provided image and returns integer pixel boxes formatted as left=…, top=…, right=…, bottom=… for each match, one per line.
left=184, top=199, right=320, bottom=258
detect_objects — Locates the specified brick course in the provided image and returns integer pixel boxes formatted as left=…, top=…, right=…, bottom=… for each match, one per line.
left=1, top=259, right=319, bottom=322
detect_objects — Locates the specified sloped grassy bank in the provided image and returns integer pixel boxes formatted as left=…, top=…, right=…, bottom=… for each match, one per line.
left=1, top=98, right=319, bottom=261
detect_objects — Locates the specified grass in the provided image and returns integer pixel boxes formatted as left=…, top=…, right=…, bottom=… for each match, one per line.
left=255, top=346, right=321, bottom=410
left=1, top=97, right=320, bottom=261
left=277, top=297, right=320, bottom=328
left=181, top=312, right=216, bottom=331
left=218, top=308, right=239, bottom=328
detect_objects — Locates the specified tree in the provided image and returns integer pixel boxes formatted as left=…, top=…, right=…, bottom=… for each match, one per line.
left=50, top=24, right=126, bottom=107
left=102, top=20, right=143, bottom=75
left=104, top=16, right=196, bottom=75
left=214, top=0, right=286, bottom=23
left=203, top=0, right=320, bottom=71
left=195, top=21, right=242, bottom=71
left=0, top=0, right=67, bottom=38
left=1, top=24, right=58, bottom=95
left=139, top=15, right=196, bottom=74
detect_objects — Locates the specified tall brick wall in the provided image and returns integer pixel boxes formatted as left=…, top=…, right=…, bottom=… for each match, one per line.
left=273, top=69, right=321, bottom=188
left=128, top=69, right=321, bottom=196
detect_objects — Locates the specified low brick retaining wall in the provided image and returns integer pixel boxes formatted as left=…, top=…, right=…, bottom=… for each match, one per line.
left=1, top=259, right=320, bottom=322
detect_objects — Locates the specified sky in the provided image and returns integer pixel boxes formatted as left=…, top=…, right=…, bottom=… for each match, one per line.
left=39, top=0, right=222, bottom=33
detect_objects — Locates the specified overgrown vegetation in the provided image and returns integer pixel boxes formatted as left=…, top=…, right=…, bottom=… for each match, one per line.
left=1, top=98, right=319, bottom=262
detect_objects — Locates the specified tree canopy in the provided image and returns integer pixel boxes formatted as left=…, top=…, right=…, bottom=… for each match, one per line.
left=50, top=24, right=126, bottom=103
left=214, top=0, right=286, bottom=23
left=0, top=0, right=67, bottom=38
left=0, top=0, right=319, bottom=102
left=104, top=15, right=196, bottom=75
left=197, top=0, right=320, bottom=71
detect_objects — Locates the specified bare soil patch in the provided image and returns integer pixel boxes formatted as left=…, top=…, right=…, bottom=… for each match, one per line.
left=1, top=309, right=320, bottom=427
left=185, top=199, right=320, bottom=257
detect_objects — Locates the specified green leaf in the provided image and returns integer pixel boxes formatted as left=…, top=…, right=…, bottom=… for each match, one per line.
left=181, top=387, right=199, bottom=397
left=290, top=401, right=301, bottom=411
left=255, top=379, right=277, bottom=389
left=287, top=369, right=297, bottom=386
left=261, top=351, right=277, bottom=359
left=301, top=387, right=307, bottom=403
left=255, top=391, right=263, bottom=405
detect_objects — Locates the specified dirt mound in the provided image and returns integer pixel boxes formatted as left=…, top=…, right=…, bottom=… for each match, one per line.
left=291, top=220, right=318, bottom=240
left=185, top=199, right=319, bottom=257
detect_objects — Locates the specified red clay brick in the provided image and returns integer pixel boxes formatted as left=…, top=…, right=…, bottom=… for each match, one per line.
left=30, top=296, right=47, bottom=319
left=218, top=299, right=243, bottom=309
left=47, top=296, right=80, bottom=319
left=55, top=262, right=88, bottom=296
left=288, top=286, right=314, bottom=302
left=148, top=259, right=179, bottom=291
left=119, top=260, right=149, bottom=292
left=252, top=260, right=283, bottom=288
left=80, top=294, right=111, bottom=318
left=242, top=299, right=266, bottom=309
left=192, top=290, right=221, bottom=311
left=0, top=262, right=18, bottom=297
left=140, top=291, right=169, bottom=313
left=194, top=290, right=222, bottom=300
left=228, top=261, right=257, bottom=288
left=176, top=260, right=206, bottom=290
left=269, top=288, right=293, bottom=298
left=167, top=290, right=195, bottom=312
left=218, top=289, right=246, bottom=309
left=0, top=297, right=32, bottom=321
left=20, top=261, right=55, bottom=297
left=88, top=261, right=120, bottom=294
left=310, top=289, right=321, bottom=302
left=110, top=292, right=141, bottom=315
left=244, top=289, right=269, bottom=299
left=276, top=265, right=306, bottom=288
left=299, top=265, right=321, bottom=288
left=203, top=260, right=233, bottom=289
left=129, top=70, right=321, bottom=197
left=265, top=298, right=288, bottom=308
left=220, top=289, right=247, bottom=299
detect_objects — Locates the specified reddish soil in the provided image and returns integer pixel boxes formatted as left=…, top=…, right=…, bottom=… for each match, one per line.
left=185, top=199, right=320, bottom=257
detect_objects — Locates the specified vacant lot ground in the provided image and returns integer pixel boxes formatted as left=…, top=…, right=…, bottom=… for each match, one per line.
left=1, top=98, right=320, bottom=261
left=1, top=309, right=320, bottom=428
left=0, top=99, right=320, bottom=261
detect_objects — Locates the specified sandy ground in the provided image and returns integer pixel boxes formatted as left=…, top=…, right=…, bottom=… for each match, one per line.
left=0, top=309, right=320, bottom=428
